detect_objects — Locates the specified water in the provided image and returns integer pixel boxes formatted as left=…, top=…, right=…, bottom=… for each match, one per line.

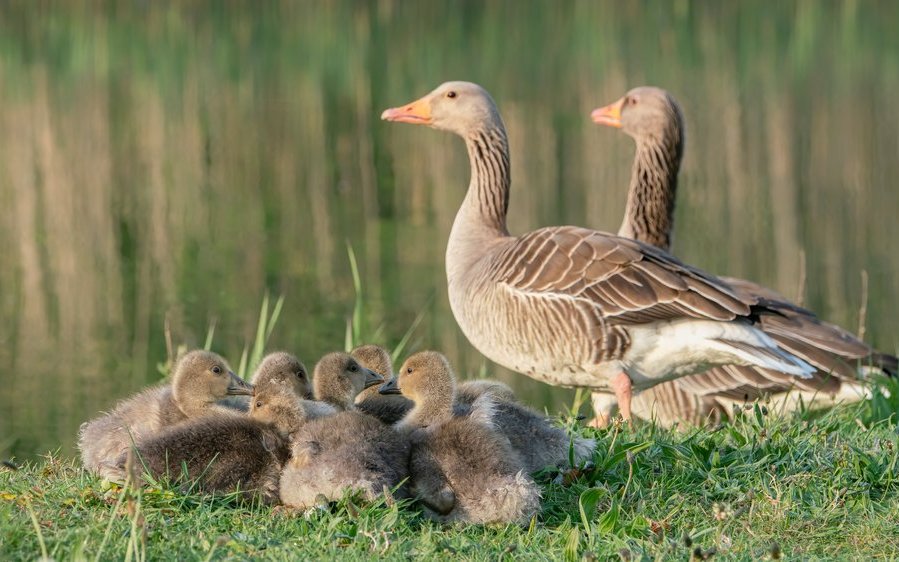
left=2, top=1, right=897, bottom=459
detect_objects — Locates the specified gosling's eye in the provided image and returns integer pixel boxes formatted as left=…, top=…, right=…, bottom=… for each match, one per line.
left=296, top=371, right=306, bottom=379
left=348, top=364, right=358, bottom=372
left=212, top=366, right=222, bottom=374
left=255, top=401, right=263, bottom=408
left=446, top=91, right=457, bottom=99
left=626, top=96, right=637, bottom=106
left=406, top=367, right=413, bottom=374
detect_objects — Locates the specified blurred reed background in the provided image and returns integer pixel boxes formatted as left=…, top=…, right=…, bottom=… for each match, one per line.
left=1, top=0, right=897, bottom=458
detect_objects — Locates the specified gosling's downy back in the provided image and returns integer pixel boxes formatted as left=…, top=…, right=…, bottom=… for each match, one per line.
left=123, top=413, right=289, bottom=504
left=279, top=410, right=410, bottom=509
left=455, top=379, right=517, bottom=406
left=278, top=351, right=408, bottom=509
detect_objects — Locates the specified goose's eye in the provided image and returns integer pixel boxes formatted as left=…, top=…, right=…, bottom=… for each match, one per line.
left=446, top=91, right=457, bottom=99
left=627, top=96, right=637, bottom=106
left=212, top=366, right=222, bottom=374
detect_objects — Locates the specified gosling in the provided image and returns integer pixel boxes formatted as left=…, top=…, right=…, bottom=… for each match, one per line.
left=279, top=352, right=410, bottom=509
left=460, top=396, right=596, bottom=475
left=354, top=346, right=594, bottom=472
left=78, top=350, right=252, bottom=479
left=224, top=351, right=315, bottom=412
left=352, top=344, right=519, bottom=423
left=122, top=382, right=316, bottom=504
left=380, top=351, right=540, bottom=525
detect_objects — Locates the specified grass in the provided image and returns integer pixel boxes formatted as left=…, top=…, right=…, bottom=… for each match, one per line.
left=2, top=392, right=899, bottom=560
left=4, top=285, right=898, bottom=560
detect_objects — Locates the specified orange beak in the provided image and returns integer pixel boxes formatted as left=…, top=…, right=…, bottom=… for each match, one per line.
left=381, top=95, right=433, bottom=125
left=591, top=97, right=624, bottom=128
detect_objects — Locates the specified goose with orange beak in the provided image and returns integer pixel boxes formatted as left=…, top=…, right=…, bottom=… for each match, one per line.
left=382, top=81, right=813, bottom=424
left=587, top=86, right=897, bottom=426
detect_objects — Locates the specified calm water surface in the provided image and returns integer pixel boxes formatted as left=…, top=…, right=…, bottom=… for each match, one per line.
left=2, top=1, right=898, bottom=458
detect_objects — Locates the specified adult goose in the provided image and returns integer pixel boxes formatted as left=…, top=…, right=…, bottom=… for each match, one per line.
left=381, top=81, right=814, bottom=421
left=591, top=87, right=897, bottom=425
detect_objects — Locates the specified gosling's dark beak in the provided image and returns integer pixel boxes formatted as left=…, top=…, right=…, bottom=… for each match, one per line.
left=227, top=372, right=255, bottom=396
left=378, top=377, right=401, bottom=395
left=363, top=368, right=385, bottom=389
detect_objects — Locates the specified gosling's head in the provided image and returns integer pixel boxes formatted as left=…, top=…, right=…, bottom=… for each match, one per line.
left=350, top=344, right=394, bottom=378
left=591, top=86, right=684, bottom=145
left=252, top=352, right=312, bottom=399
left=171, top=350, right=252, bottom=409
left=313, top=352, right=385, bottom=410
left=381, top=81, right=503, bottom=137
left=249, top=388, right=308, bottom=440
left=379, top=351, right=455, bottom=411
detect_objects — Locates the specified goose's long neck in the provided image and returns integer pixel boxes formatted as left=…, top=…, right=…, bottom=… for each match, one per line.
left=447, top=125, right=512, bottom=281
left=618, top=129, right=683, bottom=252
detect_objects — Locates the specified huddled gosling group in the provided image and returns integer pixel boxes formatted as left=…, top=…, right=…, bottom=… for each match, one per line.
left=78, top=345, right=595, bottom=524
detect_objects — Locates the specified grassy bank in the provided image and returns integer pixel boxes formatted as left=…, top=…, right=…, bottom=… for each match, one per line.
left=2, top=390, right=898, bottom=561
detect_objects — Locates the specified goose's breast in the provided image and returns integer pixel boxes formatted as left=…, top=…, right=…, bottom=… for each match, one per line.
left=448, top=278, right=621, bottom=390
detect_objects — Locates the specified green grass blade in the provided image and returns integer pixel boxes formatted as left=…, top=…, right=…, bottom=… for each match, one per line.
left=391, top=303, right=430, bottom=363
left=265, top=295, right=285, bottom=342
left=203, top=319, right=216, bottom=351
left=237, top=346, right=249, bottom=380
left=346, top=243, right=363, bottom=346
left=25, top=497, right=48, bottom=560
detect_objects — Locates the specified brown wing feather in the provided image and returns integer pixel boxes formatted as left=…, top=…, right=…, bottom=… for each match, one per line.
left=629, top=272, right=897, bottom=425
left=495, top=226, right=755, bottom=327
left=721, top=276, right=874, bottom=359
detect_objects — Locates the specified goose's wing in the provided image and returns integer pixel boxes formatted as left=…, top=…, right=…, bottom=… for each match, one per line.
left=674, top=364, right=841, bottom=401
left=649, top=274, right=888, bottom=408
left=722, top=276, right=873, bottom=359
left=494, top=226, right=756, bottom=327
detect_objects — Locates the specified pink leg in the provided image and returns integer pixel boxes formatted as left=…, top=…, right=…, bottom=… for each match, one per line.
left=611, top=372, right=633, bottom=422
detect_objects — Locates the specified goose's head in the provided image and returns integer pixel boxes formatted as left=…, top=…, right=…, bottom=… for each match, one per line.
left=249, top=388, right=308, bottom=439
left=592, top=86, right=684, bottom=143
left=350, top=344, right=394, bottom=379
left=379, top=351, right=455, bottom=408
left=252, top=352, right=312, bottom=399
left=313, top=352, right=385, bottom=410
left=381, top=81, right=502, bottom=136
left=172, top=350, right=253, bottom=407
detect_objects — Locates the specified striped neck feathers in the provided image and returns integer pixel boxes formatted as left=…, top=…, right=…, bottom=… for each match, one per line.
left=618, top=122, right=684, bottom=252
left=460, top=125, right=511, bottom=237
